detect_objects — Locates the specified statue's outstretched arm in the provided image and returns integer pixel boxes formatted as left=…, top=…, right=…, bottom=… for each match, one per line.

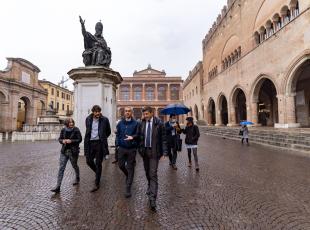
left=79, top=15, right=87, bottom=36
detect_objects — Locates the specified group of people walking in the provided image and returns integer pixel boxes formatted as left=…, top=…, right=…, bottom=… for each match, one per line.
left=51, top=105, right=200, bottom=212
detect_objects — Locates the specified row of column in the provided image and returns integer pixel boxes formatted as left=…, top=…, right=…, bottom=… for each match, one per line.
left=257, top=6, right=299, bottom=43
left=125, top=83, right=181, bottom=101
left=206, top=94, right=299, bottom=127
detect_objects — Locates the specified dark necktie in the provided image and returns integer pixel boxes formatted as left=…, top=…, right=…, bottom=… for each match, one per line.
left=146, top=120, right=151, bottom=147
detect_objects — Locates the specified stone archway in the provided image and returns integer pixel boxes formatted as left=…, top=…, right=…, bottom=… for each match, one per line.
left=289, top=59, right=310, bottom=127
left=201, top=104, right=205, bottom=119
left=232, top=88, right=247, bottom=124
left=194, top=104, right=199, bottom=120
left=253, top=78, right=278, bottom=126
left=37, top=100, right=45, bottom=116
left=219, top=95, right=228, bottom=125
left=17, top=96, right=31, bottom=130
left=207, top=98, right=216, bottom=125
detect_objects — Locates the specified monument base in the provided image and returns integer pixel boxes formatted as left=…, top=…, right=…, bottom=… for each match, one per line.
left=68, top=66, right=122, bottom=152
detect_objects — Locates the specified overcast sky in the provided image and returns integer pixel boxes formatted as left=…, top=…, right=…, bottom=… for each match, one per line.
left=0, top=0, right=226, bottom=88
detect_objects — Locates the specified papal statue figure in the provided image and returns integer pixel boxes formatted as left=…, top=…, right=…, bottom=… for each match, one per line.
left=79, top=16, right=112, bottom=67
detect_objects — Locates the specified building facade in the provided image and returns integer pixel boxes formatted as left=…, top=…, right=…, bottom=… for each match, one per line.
left=0, top=58, right=47, bottom=132
left=117, top=65, right=183, bottom=122
left=184, top=0, right=310, bottom=128
left=183, top=61, right=205, bottom=122
left=39, top=80, right=74, bottom=121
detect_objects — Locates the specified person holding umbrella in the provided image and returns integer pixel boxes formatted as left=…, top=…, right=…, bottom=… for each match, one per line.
left=240, top=121, right=253, bottom=145
left=164, top=114, right=181, bottom=170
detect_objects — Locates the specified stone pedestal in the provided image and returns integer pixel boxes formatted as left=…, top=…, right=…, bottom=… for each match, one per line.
left=68, top=66, right=122, bottom=147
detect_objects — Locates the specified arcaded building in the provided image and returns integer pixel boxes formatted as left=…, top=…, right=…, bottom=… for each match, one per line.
left=183, top=61, right=205, bottom=121
left=0, top=58, right=47, bottom=132
left=117, top=65, right=183, bottom=122
left=185, top=0, right=309, bottom=128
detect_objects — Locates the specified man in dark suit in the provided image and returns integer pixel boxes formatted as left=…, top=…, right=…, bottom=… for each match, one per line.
left=84, top=105, right=111, bottom=192
left=138, top=106, right=168, bottom=211
left=164, top=114, right=181, bottom=170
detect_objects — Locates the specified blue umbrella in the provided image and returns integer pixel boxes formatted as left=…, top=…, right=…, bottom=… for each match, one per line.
left=240, top=121, right=254, bottom=125
left=160, top=103, right=191, bottom=115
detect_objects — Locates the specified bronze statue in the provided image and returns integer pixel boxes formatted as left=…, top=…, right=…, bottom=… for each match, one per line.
left=79, top=16, right=112, bottom=67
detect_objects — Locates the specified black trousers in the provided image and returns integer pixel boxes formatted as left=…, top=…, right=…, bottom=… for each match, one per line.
left=115, top=146, right=119, bottom=161
left=168, top=145, right=177, bottom=165
left=142, top=148, right=159, bottom=201
left=86, top=141, right=104, bottom=186
left=118, top=147, right=136, bottom=187
left=241, top=138, right=249, bottom=144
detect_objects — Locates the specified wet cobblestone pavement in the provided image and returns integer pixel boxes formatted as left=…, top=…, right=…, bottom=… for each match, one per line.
left=0, top=134, right=310, bottom=229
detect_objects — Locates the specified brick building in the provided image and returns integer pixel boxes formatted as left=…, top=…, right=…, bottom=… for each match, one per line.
left=117, top=65, right=183, bottom=122
left=184, top=0, right=310, bottom=128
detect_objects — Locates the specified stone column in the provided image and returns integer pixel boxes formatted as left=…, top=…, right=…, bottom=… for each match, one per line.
left=10, top=91, right=20, bottom=131
left=0, top=101, right=9, bottom=132
left=142, top=83, right=145, bottom=101
left=265, top=24, right=271, bottom=38
left=286, top=94, right=296, bottom=123
left=228, top=104, right=237, bottom=126
left=250, top=100, right=258, bottom=125
left=167, top=84, right=170, bottom=101
left=207, top=110, right=212, bottom=125
left=130, top=83, right=133, bottom=101
left=276, top=94, right=285, bottom=125
left=179, top=85, right=182, bottom=101
left=154, top=83, right=158, bottom=101
left=215, top=109, right=222, bottom=126
left=290, top=7, right=295, bottom=19
left=272, top=20, right=278, bottom=32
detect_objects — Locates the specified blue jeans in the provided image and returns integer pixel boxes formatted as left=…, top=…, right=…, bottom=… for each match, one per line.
left=56, top=149, right=79, bottom=187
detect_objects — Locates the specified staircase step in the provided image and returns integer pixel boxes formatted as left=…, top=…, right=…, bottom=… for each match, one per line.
left=201, top=126, right=310, bottom=152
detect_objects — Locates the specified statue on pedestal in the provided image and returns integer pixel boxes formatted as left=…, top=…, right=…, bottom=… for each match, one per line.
left=79, top=16, right=112, bottom=67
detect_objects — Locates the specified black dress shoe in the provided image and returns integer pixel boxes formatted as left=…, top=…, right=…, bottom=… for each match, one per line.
left=112, top=160, right=118, bottom=164
left=149, top=200, right=156, bottom=211
left=72, top=178, right=80, bottom=186
left=146, top=186, right=151, bottom=195
left=90, top=184, right=100, bottom=192
left=51, top=186, right=60, bottom=193
left=125, top=186, right=132, bottom=198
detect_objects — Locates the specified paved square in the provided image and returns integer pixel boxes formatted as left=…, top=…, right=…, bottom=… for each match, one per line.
left=0, top=134, right=310, bottom=229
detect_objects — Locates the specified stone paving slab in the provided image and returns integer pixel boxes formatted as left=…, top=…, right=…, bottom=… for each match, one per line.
left=0, top=134, right=310, bottom=229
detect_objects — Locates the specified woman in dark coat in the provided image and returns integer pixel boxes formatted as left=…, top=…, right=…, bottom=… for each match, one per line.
left=182, top=117, right=200, bottom=171
left=51, top=118, right=82, bottom=193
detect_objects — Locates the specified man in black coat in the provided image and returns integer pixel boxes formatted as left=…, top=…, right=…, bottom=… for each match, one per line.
left=138, top=106, right=168, bottom=211
left=164, top=114, right=181, bottom=170
left=84, top=105, right=111, bottom=192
